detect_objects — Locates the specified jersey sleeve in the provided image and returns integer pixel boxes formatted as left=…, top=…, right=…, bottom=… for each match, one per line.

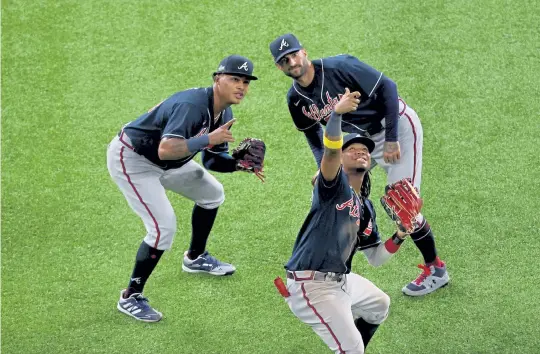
left=336, top=55, right=383, bottom=98
left=315, top=166, right=348, bottom=202
left=162, top=102, right=205, bottom=139
left=357, top=199, right=382, bottom=250
left=303, top=124, right=324, bottom=168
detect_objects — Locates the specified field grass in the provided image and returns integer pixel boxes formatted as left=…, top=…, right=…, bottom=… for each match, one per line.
left=2, top=0, right=540, bottom=353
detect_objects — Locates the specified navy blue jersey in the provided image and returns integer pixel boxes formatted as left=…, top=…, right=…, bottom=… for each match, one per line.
left=356, top=198, right=381, bottom=250
left=343, top=197, right=382, bottom=271
left=286, top=168, right=372, bottom=274
left=287, top=55, right=388, bottom=135
left=122, top=87, right=230, bottom=169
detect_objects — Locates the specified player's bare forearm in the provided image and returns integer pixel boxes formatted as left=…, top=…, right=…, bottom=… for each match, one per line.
left=158, top=119, right=236, bottom=161
left=158, top=138, right=192, bottom=160
left=158, top=132, right=215, bottom=160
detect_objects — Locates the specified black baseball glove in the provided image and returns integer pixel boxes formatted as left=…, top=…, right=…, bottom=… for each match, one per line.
left=231, top=138, right=266, bottom=182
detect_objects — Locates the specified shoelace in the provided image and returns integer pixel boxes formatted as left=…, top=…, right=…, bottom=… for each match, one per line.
left=132, top=294, right=151, bottom=310
left=413, top=264, right=432, bottom=285
left=204, top=254, right=222, bottom=268
left=191, top=252, right=226, bottom=269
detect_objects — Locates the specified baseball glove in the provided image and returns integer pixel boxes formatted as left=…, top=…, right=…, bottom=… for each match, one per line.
left=232, top=138, right=266, bottom=182
left=380, top=178, right=423, bottom=233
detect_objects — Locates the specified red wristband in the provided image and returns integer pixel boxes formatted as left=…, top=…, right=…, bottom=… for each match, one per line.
left=384, top=235, right=403, bottom=254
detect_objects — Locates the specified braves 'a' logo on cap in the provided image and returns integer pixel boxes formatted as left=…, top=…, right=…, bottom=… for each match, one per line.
left=218, top=65, right=225, bottom=71
left=238, top=62, right=249, bottom=71
left=279, top=38, right=289, bottom=51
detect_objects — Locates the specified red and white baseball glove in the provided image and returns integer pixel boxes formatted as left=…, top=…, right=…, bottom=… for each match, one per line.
left=380, top=178, right=423, bottom=233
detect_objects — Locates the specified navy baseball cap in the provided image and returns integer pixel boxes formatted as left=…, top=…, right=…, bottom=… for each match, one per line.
left=342, top=133, right=375, bottom=153
left=213, top=55, right=258, bottom=80
left=269, top=33, right=303, bottom=63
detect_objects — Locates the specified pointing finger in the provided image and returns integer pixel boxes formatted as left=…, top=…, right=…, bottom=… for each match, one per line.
left=222, top=118, right=236, bottom=129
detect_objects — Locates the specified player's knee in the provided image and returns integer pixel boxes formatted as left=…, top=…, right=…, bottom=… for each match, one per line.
left=198, top=182, right=225, bottom=209
left=344, top=344, right=365, bottom=354
left=360, top=291, right=390, bottom=325
left=145, top=216, right=177, bottom=250
left=374, top=292, right=391, bottom=323
left=381, top=292, right=391, bottom=312
left=159, top=221, right=177, bottom=249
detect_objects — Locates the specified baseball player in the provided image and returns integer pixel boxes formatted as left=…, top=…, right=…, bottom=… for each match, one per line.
left=273, top=90, right=419, bottom=353
left=107, top=55, right=265, bottom=322
left=269, top=34, right=449, bottom=296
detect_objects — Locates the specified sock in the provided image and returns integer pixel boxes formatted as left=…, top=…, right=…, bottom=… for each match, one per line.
left=188, top=205, right=219, bottom=260
left=410, top=218, right=438, bottom=264
left=124, top=241, right=164, bottom=298
left=354, top=317, right=380, bottom=348
left=427, top=256, right=444, bottom=268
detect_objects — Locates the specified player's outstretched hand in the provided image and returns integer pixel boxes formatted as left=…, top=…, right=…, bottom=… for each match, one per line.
left=209, top=119, right=236, bottom=145
left=334, top=88, right=361, bottom=115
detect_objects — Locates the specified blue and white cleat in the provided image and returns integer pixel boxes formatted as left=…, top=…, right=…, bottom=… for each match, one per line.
left=182, top=251, right=236, bottom=276
left=117, top=290, right=163, bottom=322
left=402, top=262, right=450, bottom=296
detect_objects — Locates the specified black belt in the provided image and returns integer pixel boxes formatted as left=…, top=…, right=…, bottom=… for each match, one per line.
left=355, top=120, right=384, bottom=138
left=360, top=98, right=408, bottom=137
left=365, top=124, right=383, bottom=137
left=286, top=270, right=344, bottom=282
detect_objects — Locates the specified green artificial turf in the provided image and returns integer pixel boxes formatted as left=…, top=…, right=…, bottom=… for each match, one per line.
left=2, top=0, right=539, bottom=353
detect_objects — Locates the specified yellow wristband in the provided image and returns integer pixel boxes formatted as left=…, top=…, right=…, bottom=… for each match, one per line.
left=323, top=136, right=343, bottom=149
